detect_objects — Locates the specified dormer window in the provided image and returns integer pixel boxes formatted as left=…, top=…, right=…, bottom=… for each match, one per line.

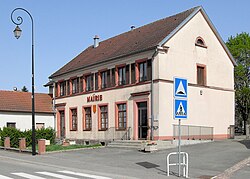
left=195, top=37, right=207, bottom=48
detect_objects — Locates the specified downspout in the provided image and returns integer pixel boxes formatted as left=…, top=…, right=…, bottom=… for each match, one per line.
left=150, top=48, right=158, bottom=141
left=150, top=46, right=169, bottom=141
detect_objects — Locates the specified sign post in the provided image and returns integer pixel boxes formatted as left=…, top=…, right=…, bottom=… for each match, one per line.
left=174, top=77, right=188, bottom=177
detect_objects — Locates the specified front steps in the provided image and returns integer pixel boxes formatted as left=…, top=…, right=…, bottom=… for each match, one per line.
left=107, top=140, right=176, bottom=150
left=107, top=140, right=142, bottom=149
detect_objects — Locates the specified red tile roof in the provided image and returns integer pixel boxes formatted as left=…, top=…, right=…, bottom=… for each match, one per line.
left=0, top=90, right=53, bottom=114
left=50, top=7, right=199, bottom=78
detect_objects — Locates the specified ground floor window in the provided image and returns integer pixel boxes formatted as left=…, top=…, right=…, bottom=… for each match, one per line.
left=83, top=107, right=92, bottom=130
left=36, top=123, right=45, bottom=129
left=7, top=122, right=16, bottom=128
left=117, top=103, right=127, bottom=130
left=70, top=108, right=78, bottom=131
left=99, top=105, right=108, bottom=130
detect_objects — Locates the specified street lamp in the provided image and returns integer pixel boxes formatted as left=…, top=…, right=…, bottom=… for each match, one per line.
left=11, top=8, right=36, bottom=156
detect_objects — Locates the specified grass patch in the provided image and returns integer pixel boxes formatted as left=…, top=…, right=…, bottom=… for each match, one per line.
left=46, top=144, right=102, bottom=152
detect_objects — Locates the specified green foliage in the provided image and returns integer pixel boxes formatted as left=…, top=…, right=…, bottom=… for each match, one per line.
left=0, top=127, right=55, bottom=148
left=45, top=144, right=101, bottom=152
left=226, top=32, right=250, bottom=133
left=21, top=86, right=28, bottom=92
left=36, top=127, right=56, bottom=144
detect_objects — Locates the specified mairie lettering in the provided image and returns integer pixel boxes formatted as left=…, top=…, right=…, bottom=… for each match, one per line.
left=87, top=94, right=103, bottom=103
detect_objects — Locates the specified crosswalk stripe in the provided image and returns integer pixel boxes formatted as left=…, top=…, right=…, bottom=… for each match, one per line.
left=36, top=171, right=79, bottom=179
left=12, top=172, right=46, bottom=179
left=0, top=174, right=13, bottom=179
left=59, top=170, right=112, bottom=179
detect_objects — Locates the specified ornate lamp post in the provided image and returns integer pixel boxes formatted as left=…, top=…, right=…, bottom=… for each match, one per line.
left=11, top=8, right=36, bottom=156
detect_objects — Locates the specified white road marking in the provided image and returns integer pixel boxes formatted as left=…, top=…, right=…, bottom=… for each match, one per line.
left=12, top=172, right=46, bottom=179
left=0, top=174, right=13, bottom=179
left=36, top=171, right=79, bottom=179
left=59, top=170, right=113, bottom=179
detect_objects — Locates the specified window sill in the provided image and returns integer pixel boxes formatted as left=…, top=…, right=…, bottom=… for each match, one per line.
left=83, top=129, right=92, bottom=131
left=98, top=129, right=108, bottom=131
left=70, top=130, right=77, bottom=132
left=116, top=128, right=126, bottom=131
left=195, top=43, right=207, bottom=48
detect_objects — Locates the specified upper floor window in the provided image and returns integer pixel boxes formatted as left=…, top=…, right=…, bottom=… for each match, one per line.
left=95, top=72, right=99, bottom=90
left=101, top=71, right=108, bottom=89
left=118, top=66, right=126, bottom=85
left=66, top=80, right=70, bottom=95
left=110, top=68, right=116, bottom=87
left=60, top=81, right=66, bottom=96
left=195, top=37, right=207, bottom=48
left=86, top=74, right=94, bottom=92
left=72, top=78, right=79, bottom=94
left=138, top=59, right=152, bottom=82
left=197, top=64, right=206, bottom=86
left=131, top=63, right=136, bottom=84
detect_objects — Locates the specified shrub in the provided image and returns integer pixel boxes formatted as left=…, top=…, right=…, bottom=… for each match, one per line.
left=0, top=127, right=56, bottom=148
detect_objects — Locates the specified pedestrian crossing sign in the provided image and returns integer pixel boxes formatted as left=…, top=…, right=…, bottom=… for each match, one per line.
left=174, top=99, right=187, bottom=119
left=174, top=77, right=188, bottom=98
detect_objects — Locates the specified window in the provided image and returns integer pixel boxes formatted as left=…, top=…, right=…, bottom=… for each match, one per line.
left=72, top=78, right=79, bottom=94
left=139, top=61, right=147, bottom=82
left=117, top=103, right=127, bottom=130
left=36, top=123, right=45, bottom=130
left=66, top=80, right=70, bottom=95
left=79, top=77, right=83, bottom=93
left=86, top=74, right=94, bottom=91
left=197, top=65, right=206, bottom=86
left=195, top=37, right=207, bottom=48
left=101, top=71, right=108, bottom=89
left=60, top=81, right=66, bottom=96
left=55, top=83, right=58, bottom=97
left=70, top=108, right=78, bottom=131
left=83, top=107, right=92, bottom=130
left=118, top=66, right=126, bottom=85
left=99, top=105, right=108, bottom=130
left=95, top=73, right=99, bottom=90
left=131, top=63, right=136, bottom=84
left=111, top=68, right=116, bottom=87
left=7, top=122, right=16, bottom=128
left=147, top=60, right=152, bottom=80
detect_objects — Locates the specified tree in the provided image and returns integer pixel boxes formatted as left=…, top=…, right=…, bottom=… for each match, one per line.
left=21, top=86, right=29, bottom=92
left=226, top=32, right=250, bottom=134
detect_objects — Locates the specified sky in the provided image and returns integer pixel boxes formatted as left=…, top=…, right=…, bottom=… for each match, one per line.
left=0, top=0, right=249, bottom=93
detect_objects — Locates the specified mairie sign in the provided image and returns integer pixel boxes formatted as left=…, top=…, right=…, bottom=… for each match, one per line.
left=174, top=99, right=187, bottom=119
left=174, top=77, right=188, bottom=98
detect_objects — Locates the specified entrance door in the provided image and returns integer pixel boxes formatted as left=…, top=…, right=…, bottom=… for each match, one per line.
left=59, top=111, right=65, bottom=138
left=138, top=102, right=148, bottom=139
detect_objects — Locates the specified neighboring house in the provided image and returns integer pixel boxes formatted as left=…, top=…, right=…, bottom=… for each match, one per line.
left=0, top=90, right=54, bottom=130
left=46, top=6, right=236, bottom=141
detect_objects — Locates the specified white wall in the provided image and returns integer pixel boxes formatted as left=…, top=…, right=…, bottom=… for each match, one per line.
left=0, top=111, right=54, bottom=131
left=155, top=11, right=235, bottom=139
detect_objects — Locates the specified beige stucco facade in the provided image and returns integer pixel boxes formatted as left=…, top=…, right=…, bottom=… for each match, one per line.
left=51, top=10, right=235, bottom=142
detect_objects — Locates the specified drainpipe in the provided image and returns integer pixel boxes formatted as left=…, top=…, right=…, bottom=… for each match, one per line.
left=150, top=46, right=169, bottom=141
left=150, top=48, right=158, bottom=141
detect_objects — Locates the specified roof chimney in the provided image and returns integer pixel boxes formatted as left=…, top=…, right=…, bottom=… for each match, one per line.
left=93, top=35, right=99, bottom=48
left=131, top=25, right=135, bottom=31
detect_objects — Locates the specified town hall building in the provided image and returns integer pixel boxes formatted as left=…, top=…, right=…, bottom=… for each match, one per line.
left=46, top=6, right=236, bottom=142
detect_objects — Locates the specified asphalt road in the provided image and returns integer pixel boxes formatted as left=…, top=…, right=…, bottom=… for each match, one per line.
left=0, top=139, right=249, bottom=179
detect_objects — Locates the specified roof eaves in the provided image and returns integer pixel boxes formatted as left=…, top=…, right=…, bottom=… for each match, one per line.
left=158, top=6, right=202, bottom=47
left=49, top=46, right=157, bottom=79
left=199, top=7, right=237, bottom=66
